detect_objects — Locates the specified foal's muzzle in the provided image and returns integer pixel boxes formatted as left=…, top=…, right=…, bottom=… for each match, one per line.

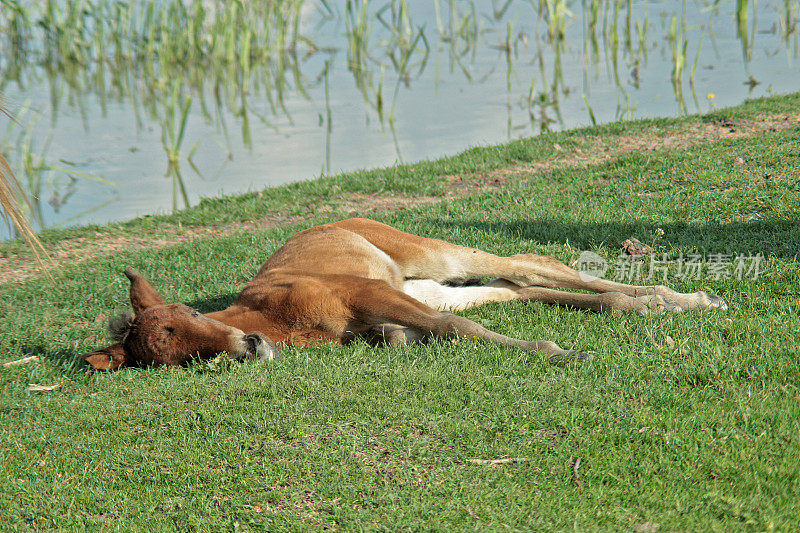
left=244, top=332, right=279, bottom=362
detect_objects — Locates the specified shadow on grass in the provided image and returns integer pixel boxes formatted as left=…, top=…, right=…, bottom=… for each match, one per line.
left=21, top=343, right=94, bottom=374
left=428, top=216, right=798, bottom=258
left=186, top=293, right=239, bottom=314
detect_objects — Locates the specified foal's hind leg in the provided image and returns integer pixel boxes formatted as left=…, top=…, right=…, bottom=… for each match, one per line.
left=468, top=258, right=726, bottom=312
left=403, top=279, right=681, bottom=315
left=401, top=247, right=725, bottom=313
left=363, top=324, right=427, bottom=346
left=466, top=254, right=725, bottom=314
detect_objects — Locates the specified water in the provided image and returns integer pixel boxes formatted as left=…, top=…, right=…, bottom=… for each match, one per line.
left=1, top=0, right=798, bottom=240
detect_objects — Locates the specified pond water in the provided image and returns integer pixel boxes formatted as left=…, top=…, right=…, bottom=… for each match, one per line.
left=1, top=0, right=798, bottom=240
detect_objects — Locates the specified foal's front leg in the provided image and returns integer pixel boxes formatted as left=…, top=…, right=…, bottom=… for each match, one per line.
left=348, top=280, right=591, bottom=363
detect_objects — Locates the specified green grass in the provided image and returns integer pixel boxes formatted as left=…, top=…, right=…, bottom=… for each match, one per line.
left=1, top=94, right=799, bottom=530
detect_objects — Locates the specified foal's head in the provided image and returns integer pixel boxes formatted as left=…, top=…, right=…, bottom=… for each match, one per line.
left=82, top=269, right=276, bottom=370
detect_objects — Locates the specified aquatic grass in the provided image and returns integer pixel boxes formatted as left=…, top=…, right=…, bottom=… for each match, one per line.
left=781, top=0, right=798, bottom=39
left=161, top=81, right=193, bottom=211
left=666, top=0, right=689, bottom=113
left=1, top=103, right=115, bottom=230
left=345, top=0, right=382, bottom=117
left=586, top=0, right=601, bottom=41
left=524, top=35, right=565, bottom=134
left=582, top=93, right=597, bottom=125
left=2, top=0, right=796, bottom=133
left=321, top=58, right=333, bottom=175
left=689, top=31, right=704, bottom=110
left=3, top=0, right=319, bottom=126
left=606, top=0, right=621, bottom=86
left=736, top=0, right=751, bottom=61
left=583, top=0, right=601, bottom=70
left=543, top=0, right=573, bottom=42
left=2, top=0, right=325, bottom=215
left=624, top=0, right=633, bottom=50
left=582, top=0, right=645, bottom=123
left=502, top=20, right=516, bottom=136
left=377, top=0, right=431, bottom=123
left=636, top=18, right=646, bottom=55
left=378, top=0, right=430, bottom=80
left=435, top=0, right=481, bottom=76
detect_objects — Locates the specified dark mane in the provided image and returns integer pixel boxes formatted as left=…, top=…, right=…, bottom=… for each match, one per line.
left=108, top=312, right=133, bottom=343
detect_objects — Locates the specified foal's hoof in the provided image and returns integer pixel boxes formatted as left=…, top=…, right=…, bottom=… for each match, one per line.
left=660, top=297, right=682, bottom=314
left=635, top=295, right=682, bottom=315
left=706, top=293, right=728, bottom=311
left=683, top=291, right=728, bottom=311
left=550, top=350, right=593, bottom=364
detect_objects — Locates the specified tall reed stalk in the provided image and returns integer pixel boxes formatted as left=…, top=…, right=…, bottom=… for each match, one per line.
left=0, top=100, right=52, bottom=277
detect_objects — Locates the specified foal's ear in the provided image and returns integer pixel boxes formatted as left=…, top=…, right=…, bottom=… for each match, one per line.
left=83, top=343, right=131, bottom=371
left=124, top=268, right=164, bottom=314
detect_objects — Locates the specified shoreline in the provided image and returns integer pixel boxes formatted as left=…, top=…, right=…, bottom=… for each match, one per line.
left=2, top=92, right=799, bottom=286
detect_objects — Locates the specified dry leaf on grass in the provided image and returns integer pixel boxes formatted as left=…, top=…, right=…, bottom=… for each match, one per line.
left=634, top=521, right=660, bottom=533
left=27, top=384, right=60, bottom=392
left=468, top=457, right=530, bottom=466
left=4, top=356, right=40, bottom=367
left=572, top=456, right=582, bottom=486
left=621, top=237, right=654, bottom=256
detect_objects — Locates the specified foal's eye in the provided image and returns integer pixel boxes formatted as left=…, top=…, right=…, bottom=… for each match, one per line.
left=165, top=326, right=175, bottom=335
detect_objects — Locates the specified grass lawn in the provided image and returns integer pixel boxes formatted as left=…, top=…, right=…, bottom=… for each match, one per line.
left=1, top=94, right=799, bottom=530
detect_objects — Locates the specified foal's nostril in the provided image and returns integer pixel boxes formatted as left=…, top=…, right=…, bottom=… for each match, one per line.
left=243, top=332, right=279, bottom=362
left=244, top=334, right=262, bottom=353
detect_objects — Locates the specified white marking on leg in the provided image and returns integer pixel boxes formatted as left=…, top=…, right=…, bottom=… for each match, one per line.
left=402, top=279, right=518, bottom=311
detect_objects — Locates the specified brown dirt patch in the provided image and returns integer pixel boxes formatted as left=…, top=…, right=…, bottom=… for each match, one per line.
left=451, top=113, right=799, bottom=190
left=0, top=213, right=305, bottom=285
left=2, top=112, right=797, bottom=286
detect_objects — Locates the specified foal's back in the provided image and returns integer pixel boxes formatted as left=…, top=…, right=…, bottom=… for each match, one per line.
left=254, top=221, right=407, bottom=288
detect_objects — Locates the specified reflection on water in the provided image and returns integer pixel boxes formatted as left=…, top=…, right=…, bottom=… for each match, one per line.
left=1, top=0, right=798, bottom=239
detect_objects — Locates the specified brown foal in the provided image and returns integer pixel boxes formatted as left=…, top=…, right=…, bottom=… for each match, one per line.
left=83, top=218, right=726, bottom=370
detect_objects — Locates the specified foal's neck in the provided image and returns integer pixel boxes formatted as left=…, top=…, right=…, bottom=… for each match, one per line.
left=205, top=306, right=284, bottom=340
